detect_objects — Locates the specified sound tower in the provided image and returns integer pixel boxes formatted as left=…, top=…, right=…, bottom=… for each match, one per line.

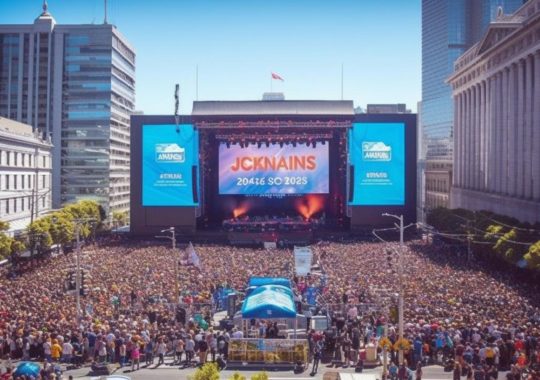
left=192, top=165, right=198, bottom=203
left=348, top=166, right=354, bottom=202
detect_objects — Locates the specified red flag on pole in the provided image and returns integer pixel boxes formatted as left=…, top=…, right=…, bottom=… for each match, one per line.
left=271, top=72, right=284, bottom=81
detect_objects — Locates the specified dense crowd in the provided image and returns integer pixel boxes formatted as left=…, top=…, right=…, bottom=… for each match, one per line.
left=0, top=238, right=539, bottom=379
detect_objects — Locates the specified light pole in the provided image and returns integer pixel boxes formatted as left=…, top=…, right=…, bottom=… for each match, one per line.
left=156, top=227, right=179, bottom=304
left=382, top=213, right=405, bottom=365
left=72, top=218, right=96, bottom=321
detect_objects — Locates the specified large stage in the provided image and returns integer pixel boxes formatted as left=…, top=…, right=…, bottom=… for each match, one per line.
left=130, top=100, right=417, bottom=244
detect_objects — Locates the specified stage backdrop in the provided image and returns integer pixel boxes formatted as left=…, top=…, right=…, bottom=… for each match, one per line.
left=349, top=123, right=405, bottom=205
left=219, top=142, right=329, bottom=195
left=142, top=124, right=199, bottom=206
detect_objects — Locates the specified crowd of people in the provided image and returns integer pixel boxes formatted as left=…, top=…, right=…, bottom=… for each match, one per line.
left=0, top=238, right=539, bottom=379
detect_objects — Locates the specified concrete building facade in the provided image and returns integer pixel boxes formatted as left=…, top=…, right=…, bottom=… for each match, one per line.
left=0, top=117, right=52, bottom=234
left=448, top=0, right=540, bottom=223
left=0, top=3, right=134, bottom=216
left=420, top=0, right=526, bottom=216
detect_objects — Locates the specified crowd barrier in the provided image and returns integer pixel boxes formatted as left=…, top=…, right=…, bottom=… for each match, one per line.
left=228, top=338, right=309, bottom=365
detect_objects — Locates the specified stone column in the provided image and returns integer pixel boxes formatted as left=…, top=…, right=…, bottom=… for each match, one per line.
left=507, top=64, right=516, bottom=196
left=533, top=52, right=540, bottom=201
left=480, top=81, right=486, bottom=190
left=475, top=83, right=481, bottom=190
left=501, top=68, right=509, bottom=195
left=459, top=91, right=465, bottom=188
left=516, top=60, right=525, bottom=198
left=466, top=87, right=473, bottom=190
left=524, top=55, right=533, bottom=200
left=454, top=92, right=461, bottom=187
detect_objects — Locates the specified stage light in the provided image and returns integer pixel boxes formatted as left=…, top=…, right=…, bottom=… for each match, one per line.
left=313, top=142, right=317, bottom=148
left=226, top=142, right=230, bottom=148
left=257, top=142, right=262, bottom=148
left=322, top=141, right=326, bottom=145
left=265, top=141, right=270, bottom=147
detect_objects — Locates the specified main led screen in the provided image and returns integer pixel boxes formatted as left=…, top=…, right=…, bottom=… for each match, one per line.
left=219, top=143, right=329, bottom=195
left=349, top=123, right=405, bottom=205
left=142, top=124, right=199, bottom=206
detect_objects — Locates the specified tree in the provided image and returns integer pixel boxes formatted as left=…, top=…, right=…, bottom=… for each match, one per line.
left=251, top=372, right=269, bottom=380
left=27, top=217, right=53, bottom=254
left=188, top=363, right=220, bottom=380
left=112, top=211, right=128, bottom=227
left=228, top=373, right=246, bottom=380
left=48, top=211, right=75, bottom=246
left=0, top=220, right=9, bottom=232
left=524, top=241, right=540, bottom=270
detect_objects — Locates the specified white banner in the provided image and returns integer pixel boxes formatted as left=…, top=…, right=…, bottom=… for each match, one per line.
left=294, top=246, right=312, bottom=276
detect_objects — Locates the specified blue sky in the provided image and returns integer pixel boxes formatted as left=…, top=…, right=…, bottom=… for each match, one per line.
left=0, top=0, right=421, bottom=114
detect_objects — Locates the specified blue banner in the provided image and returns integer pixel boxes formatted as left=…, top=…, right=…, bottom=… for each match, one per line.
left=349, top=123, right=405, bottom=205
left=142, top=124, right=199, bottom=206
left=305, top=287, right=318, bottom=306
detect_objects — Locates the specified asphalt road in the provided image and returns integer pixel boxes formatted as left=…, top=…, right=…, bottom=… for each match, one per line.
left=63, top=362, right=456, bottom=380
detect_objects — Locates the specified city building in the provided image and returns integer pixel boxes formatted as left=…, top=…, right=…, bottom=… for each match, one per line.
left=366, top=104, right=410, bottom=114
left=447, top=0, right=540, bottom=223
left=0, top=117, right=52, bottom=234
left=420, top=0, right=526, bottom=216
left=0, top=2, right=135, bottom=216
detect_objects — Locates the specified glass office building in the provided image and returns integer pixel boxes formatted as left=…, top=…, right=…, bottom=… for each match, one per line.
left=420, top=0, right=526, bottom=211
left=0, top=4, right=134, bottom=216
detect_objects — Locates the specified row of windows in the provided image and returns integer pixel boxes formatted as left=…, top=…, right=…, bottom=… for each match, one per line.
left=0, top=150, right=49, bottom=168
left=1, top=195, right=47, bottom=215
left=426, top=178, right=450, bottom=193
left=0, top=174, right=48, bottom=191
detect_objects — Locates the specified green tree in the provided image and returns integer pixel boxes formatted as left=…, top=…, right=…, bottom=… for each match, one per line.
left=0, top=233, right=13, bottom=259
left=524, top=240, right=540, bottom=270
left=27, top=217, right=53, bottom=254
left=112, top=211, right=128, bottom=227
left=48, top=211, right=75, bottom=246
left=251, top=372, right=269, bottom=380
left=188, top=362, right=220, bottom=380
left=0, top=220, right=9, bottom=232
left=229, top=372, right=246, bottom=380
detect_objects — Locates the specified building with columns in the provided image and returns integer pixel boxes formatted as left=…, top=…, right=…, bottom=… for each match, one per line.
left=420, top=0, right=526, bottom=218
left=448, top=0, right=540, bottom=223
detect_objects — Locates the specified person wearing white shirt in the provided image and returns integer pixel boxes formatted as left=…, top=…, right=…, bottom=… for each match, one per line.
left=62, top=341, right=73, bottom=364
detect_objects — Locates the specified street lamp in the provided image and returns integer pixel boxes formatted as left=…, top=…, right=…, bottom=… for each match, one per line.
left=381, top=213, right=405, bottom=365
left=156, top=227, right=179, bottom=304
left=72, top=218, right=96, bottom=322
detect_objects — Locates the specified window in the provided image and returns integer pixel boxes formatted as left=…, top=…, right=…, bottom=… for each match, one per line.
left=42, top=175, right=46, bottom=189
left=5, top=199, right=9, bottom=214
left=14, top=198, right=17, bottom=213
left=5, top=175, right=9, bottom=190
left=6, top=152, right=10, bottom=166
left=14, top=175, right=17, bottom=190
left=43, top=156, right=46, bottom=168
left=14, top=153, right=18, bottom=166
left=42, top=197, right=46, bottom=208
left=28, top=175, right=31, bottom=189
left=21, top=175, right=25, bottom=189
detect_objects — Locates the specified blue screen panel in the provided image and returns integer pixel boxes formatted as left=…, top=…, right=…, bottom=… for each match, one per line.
left=142, top=124, right=199, bottom=206
left=349, top=123, right=405, bottom=205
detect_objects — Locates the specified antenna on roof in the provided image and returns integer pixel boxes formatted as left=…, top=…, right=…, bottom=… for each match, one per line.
left=104, top=0, right=108, bottom=24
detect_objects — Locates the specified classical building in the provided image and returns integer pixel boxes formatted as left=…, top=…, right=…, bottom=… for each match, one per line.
left=0, top=117, right=52, bottom=234
left=420, top=0, right=526, bottom=216
left=448, top=0, right=540, bottom=223
left=0, top=2, right=134, bottom=216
